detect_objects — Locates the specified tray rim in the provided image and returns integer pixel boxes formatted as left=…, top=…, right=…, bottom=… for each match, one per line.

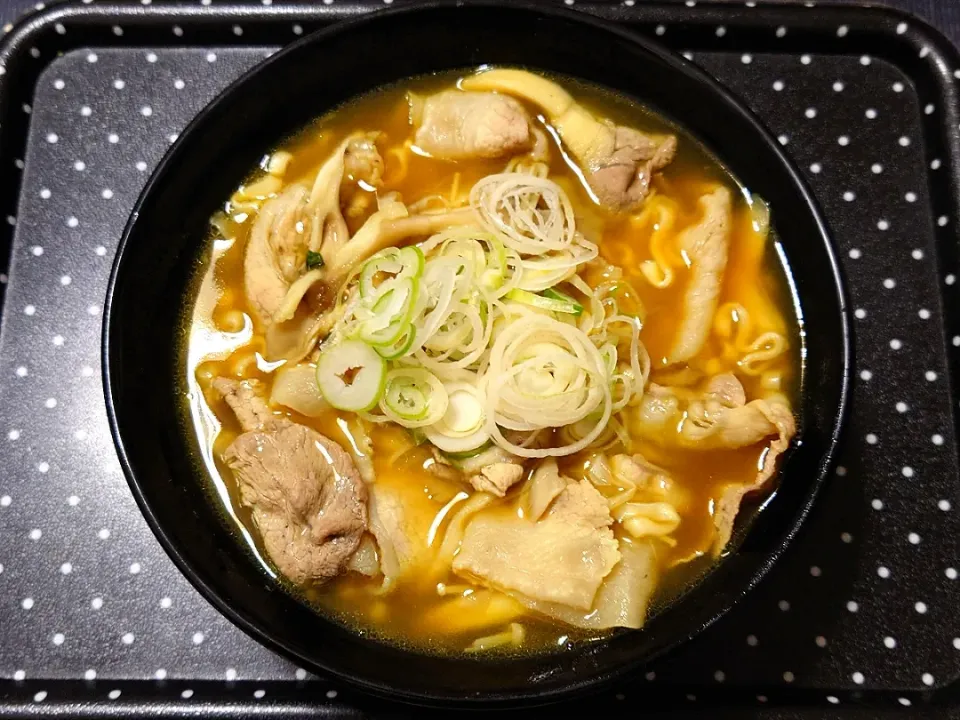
left=0, top=0, right=959, bottom=715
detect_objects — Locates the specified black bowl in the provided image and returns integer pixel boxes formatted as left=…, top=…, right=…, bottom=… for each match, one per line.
left=103, top=1, right=850, bottom=708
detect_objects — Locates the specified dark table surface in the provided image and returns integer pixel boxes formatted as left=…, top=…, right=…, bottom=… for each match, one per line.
left=1, top=0, right=960, bottom=49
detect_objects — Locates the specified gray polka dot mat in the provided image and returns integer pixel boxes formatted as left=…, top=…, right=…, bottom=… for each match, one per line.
left=0, top=1, right=959, bottom=716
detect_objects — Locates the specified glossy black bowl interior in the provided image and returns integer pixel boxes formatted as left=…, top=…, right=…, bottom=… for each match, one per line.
left=104, top=1, right=850, bottom=707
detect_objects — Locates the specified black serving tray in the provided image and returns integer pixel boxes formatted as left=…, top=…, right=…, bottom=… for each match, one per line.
left=1, top=1, right=960, bottom=717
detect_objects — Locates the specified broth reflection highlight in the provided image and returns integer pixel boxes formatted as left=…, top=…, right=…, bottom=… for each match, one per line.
left=184, top=68, right=801, bottom=655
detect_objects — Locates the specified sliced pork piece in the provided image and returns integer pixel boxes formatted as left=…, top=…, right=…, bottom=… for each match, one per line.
left=468, top=463, right=525, bottom=497
left=410, top=90, right=532, bottom=160
left=460, top=69, right=676, bottom=211
left=668, top=186, right=732, bottom=362
left=453, top=479, right=620, bottom=611
left=213, top=378, right=367, bottom=585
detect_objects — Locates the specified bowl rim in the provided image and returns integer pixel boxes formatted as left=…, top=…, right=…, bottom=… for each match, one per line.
left=103, top=0, right=852, bottom=705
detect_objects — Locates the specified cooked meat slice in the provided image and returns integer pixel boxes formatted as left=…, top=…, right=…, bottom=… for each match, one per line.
left=522, top=458, right=568, bottom=521
left=587, top=126, right=677, bottom=210
left=669, top=186, right=732, bottom=362
left=511, top=537, right=658, bottom=630
left=468, top=462, right=525, bottom=497
left=410, top=90, right=532, bottom=160
left=213, top=378, right=367, bottom=585
left=460, top=69, right=676, bottom=211
left=453, top=479, right=620, bottom=610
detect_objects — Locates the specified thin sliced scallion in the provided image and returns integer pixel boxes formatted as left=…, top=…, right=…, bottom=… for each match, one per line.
left=316, top=340, right=386, bottom=412
left=380, top=367, right=448, bottom=428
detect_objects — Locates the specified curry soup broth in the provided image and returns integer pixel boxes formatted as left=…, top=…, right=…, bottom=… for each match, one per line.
left=186, top=70, right=801, bottom=656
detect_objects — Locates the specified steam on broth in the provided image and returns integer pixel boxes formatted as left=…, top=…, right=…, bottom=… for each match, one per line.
left=185, top=68, right=801, bottom=655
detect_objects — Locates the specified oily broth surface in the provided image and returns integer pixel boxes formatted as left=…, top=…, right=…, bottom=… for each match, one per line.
left=185, top=70, right=801, bottom=656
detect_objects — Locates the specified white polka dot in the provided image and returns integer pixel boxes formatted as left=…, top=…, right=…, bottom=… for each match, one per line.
left=155, top=668, right=167, bottom=680
left=98, top=528, right=110, bottom=539
left=896, top=401, right=908, bottom=413
left=847, top=601, right=859, bottom=612
left=778, top=600, right=790, bottom=611
left=805, top=107, right=817, bottom=119
left=129, top=562, right=141, bottom=574
left=893, top=82, right=904, bottom=92
left=932, top=159, right=942, bottom=169
left=295, top=668, right=307, bottom=680
left=861, top=55, right=872, bottom=65
left=60, top=275, right=71, bottom=286
left=947, top=273, right=956, bottom=285
left=38, top=461, right=49, bottom=473
left=140, top=106, right=153, bottom=117
left=860, top=369, right=872, bottom=381
left=827, top=696, right=839, bottom=704
left=715, top=26, right=726, bottom=37
left=915, top=601, right=927, bottom=613
left=253, top=688, right=266, bottom=698
left=852, top=671, right=864, bottom=684
left=84, top=669, right=96, bottom=680
left=136, top=161, right=148, bottom=172
left=902, top=466, right=914, bottom=478
left=46, top=132, right=58, bottom=144
left=112, top=26, right=123, bottom=36
left=837, top=135, right=849, bottom=146
left=776, top=26, right=787, bottom=38
left=52, top=633, right=65, bottom=646
left=865, top=108, right=878, bottom=119
left=81, top=366, right=95, bottom=377
left=843, top=191, right=855, bottom=202
left=53, top=79, right=64, bottom=89
left=23, top=304, right=36, bottom=316
left=939, top=500, right=951, bottom=511
left=101, top=189, right=114, bottom=200
left=946, top=567, right=957, bottom=579
left=800, top=54, right=811, bottom=64
left=108, top=690, right=121, bottom=700
left=746, top=634, right=758, bottom=646
left=908, top=532, right=920, bottom=544
left=809, top=163, right=821, bottom=174
left=855, top=308, right=866, bottom=319
left=912, top=249, right=924, bottom=261
left=939, top=215, right=949, bottom=227
left=897, top=22, right=908, bottom=34
left=655, top=25, right=665, bottom=36
left=955, top=638, right=960, bottom=649
left=713, top=670, right=725, bottom=682
left=52, top=336, right=64, bottom=347
left=783, top=671, right=794, bottom=683
left=34, top=691, right=47, bottom=702
left=0, top=496, right=10, bottom=507
left=890, top=339, right=902, bottom=350
left=193, top=632, right=205, bottom=644
left=22, top=597, right=34, bottom=609
left=836, top=25, right=848, bottom=37
left=91, top=597, right=103, bottom=609
left=172, top=25, right=183, bottom=36
left=146, top=52, right=157, bottom=62
left=645, top=671, right=656, bottom=681
left=181, top=689, right=194, bottom=699
left=899, top=136, right=911, bottom=147
left=121, top=632, right=134, bottom=644
left=836, top=465, right=847, bottom=476
left=87, top=52, right=97, bottom=63
left=168, top=134, right=179, bottom=143
left=884, top=636, right=897, bottom=648
left=815, top=635, right=827, bottom=647
left=207, top=52, right=217, bottom=63
left=922, top=673, right=934, bottom=686
left=925, top=103, right=935, bottom=114
left=878, top=220, right=890, bottom=231
left=872, top=498, right=883, bottom=510
left=226, top=668, right=238, bottom=681
left=67, top=495, right=79, bottom=506
left=757, top=695, right=768, bottom=702
left=160, top=596, right=172, bottom=608
left=15, top=366, right=27, bottom=377
left=778, top=135, right=789, bottom=146
left=108, top=133, right=118, bottom=144
left=113, top=79, right=125, bottom=90
left=832, top=81, right=844, bottom=92
left=67, top=216, right=78, bottom=227
left=871, top=163, right=883, bottom=174
left=73, top=160, right=86, bottom=171
left=848, top=248, right=861, bottom=259
left=810, top=565, right=822, bottom=577
left=928, top=373, right=939, bottom=384
left=877, top=566, right=890, bottom=578
left=773, top=80, right=784, bottom=91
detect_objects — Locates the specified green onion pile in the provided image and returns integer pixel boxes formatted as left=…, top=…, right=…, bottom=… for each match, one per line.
left=316, top=171, right=649, bottom=458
